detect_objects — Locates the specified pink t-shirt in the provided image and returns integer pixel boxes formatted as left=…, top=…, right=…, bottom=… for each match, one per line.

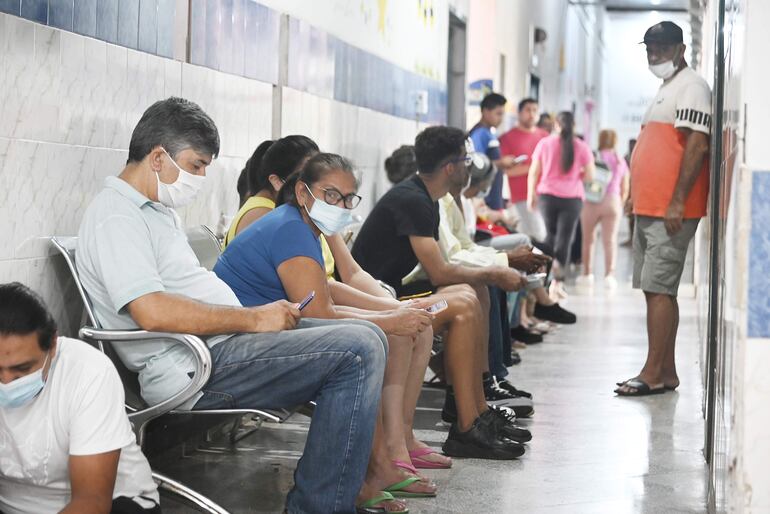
left=599, top=149, right=629, bottom=196
left=499, top=127, right=549, bottom=203
left=533, top=134, right=593, bottom=200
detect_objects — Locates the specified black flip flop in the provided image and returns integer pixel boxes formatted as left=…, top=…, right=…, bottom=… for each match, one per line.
left=614, top=378, right=666, bottom=396
left=616, top=379, right=679, bottom=391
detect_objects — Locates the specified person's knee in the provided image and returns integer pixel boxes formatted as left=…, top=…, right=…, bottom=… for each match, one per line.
left=337, top=324, right=388, bottom=371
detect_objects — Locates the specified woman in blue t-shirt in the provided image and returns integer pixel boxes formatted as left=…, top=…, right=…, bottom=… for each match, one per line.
left=215, top=153, right=439, bottom=507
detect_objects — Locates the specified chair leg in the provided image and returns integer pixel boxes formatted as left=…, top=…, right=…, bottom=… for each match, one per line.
left=153, top=471, right=230, bottom=514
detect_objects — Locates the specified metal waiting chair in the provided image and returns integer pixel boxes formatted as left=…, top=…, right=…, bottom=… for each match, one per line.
left=49, top=228, right=295, bottom=514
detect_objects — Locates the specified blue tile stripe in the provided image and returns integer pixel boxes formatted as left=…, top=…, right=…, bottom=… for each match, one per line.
left=748, top=171, right=770, bottom=337
left=5, top=0, right=447, bottom=124
left=286, top=17, right=446, bottom=124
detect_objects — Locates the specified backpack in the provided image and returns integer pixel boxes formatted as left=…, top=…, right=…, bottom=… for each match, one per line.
left=584, top=152, right=613, bottom=203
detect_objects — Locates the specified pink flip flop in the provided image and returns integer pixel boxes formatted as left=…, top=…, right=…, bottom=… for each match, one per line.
left=408, top=448, right=452, bottom=469
left=392, top=459, right=420, bottom=476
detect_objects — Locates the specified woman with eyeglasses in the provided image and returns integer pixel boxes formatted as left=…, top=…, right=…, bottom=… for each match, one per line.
left=215, top=152, right=441, bottom=513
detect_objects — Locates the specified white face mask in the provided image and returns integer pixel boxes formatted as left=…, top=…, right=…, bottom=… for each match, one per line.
left=156, top=148, right=206, bottom=208
left=0, top=352, right=50, bottom=409
left=649, top=60, right=677, bottom=80
left=303, top=184, right=354, bottom=236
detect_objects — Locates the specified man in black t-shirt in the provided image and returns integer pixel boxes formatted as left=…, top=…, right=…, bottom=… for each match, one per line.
left=353, top=127, right=531, bottom=460
left=353, top=174, right=439, bottom=297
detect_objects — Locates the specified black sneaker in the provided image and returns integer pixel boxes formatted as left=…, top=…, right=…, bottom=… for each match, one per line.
left=495, top=378, right=533, bottom=399
left=510, top=325, right=544, bottom=344
left=442, top=417, right=526, bottom=459
left=481, top=408, right=533, bottom=444
left=485, top=382, right=534, bottom=409
left=510, top=350, right=522, bottom=365
left=534, top=303, right=577, bottom=324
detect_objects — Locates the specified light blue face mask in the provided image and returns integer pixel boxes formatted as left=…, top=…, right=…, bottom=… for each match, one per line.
left=304, top=184, right=354, bottom=236
left=0, top=351, right=50, bottom=409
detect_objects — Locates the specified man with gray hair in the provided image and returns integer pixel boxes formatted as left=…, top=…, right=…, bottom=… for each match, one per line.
left=76, top=97, right=389, bottom=513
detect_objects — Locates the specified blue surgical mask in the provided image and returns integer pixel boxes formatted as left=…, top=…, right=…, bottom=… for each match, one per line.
left=0, top=352, right=50, bottom=409
left=304, top=184, right=354, bottom=236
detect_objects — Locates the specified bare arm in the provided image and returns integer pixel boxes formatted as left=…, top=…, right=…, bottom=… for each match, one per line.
left=664, top=128, right=710, bottom=235
left=527, top=159, right=542, bottom=211
left=620, top=173, right=630, bottom=204
left=234, top=206, right=272, bottom=237
left=328, top=280, right=400, bottom=310
left=326, top=234, right=386, bottom=297
left=410, top=236, right=525, bottom=291
left=61, top=451, right=121, bottom=514
left=277, top=256, right=431, bottom=336
left=126, top=291, right=299, bottom=335
left=582, top=160, right=596, bottom=183
left=506, top=162, right=530, bottom=177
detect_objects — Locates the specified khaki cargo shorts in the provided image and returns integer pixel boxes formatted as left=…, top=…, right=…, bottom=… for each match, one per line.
left=632, top=215, right=699, bottom=296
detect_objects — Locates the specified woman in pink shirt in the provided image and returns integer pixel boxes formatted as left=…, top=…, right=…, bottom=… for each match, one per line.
left=577, top=129, right=629, bottom=290
left=527, top=111, right=595, bottom=287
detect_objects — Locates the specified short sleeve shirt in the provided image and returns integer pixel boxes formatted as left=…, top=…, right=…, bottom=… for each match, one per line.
left=470, top=124, right=506, bottom=210
left=631, top=66, right=711, bottom=218
left=214, top=204, right=325, bottom=306
left=76, top=177, right=241, bottom=407
left=532, top=135, right=594, bottom=199
left=352, top=175, right=439, bottom=295
left=0, top=338, right=158, bottom=514
left=499, top=127, right=549, bottom=203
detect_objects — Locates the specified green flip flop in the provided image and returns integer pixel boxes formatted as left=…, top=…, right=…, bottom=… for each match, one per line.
left=384, top=476, right=437, bottom=499
left=356, top=491, right=409, bottom=514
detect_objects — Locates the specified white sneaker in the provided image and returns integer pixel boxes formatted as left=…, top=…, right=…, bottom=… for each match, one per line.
left=575, top=274, right=595, bottom=288
left=604, top=275, right=618, bottom=290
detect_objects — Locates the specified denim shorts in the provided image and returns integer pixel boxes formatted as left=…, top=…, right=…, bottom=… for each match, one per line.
left=632, top=215, right=699, bottom=296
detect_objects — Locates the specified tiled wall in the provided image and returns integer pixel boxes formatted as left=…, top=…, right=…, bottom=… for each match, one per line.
left=0, top=10, right=428, bottom=336
left=0, top=0, right=179, bottom=57
left=699, top=0, right=770, bottom=511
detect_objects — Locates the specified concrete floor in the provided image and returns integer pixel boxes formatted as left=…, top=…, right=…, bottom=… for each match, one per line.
left=158, top=251, right=709, bottom=513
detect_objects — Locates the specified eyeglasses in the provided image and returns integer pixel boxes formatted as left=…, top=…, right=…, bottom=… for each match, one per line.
left=312, top=185, right=362, bottom=209
left=448, top=154, right=473, bottom=167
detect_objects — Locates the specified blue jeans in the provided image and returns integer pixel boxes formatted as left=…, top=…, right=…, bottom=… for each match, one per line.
left=194, top=318, right=387, bottom=514
left=487, top=286, right=511, bottom=379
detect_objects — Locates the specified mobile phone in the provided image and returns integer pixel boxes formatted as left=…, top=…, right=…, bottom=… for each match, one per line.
left=514, top=154, right=529, bottom=164
left=426, top=300, right=448, bottom=314
left=525, top=273, right=547, bottom=291
left=527, top=273, right=547, bottom=282
left=532, top=247, right=544, bottom=256
left=297, top=291, right=315, bottom=311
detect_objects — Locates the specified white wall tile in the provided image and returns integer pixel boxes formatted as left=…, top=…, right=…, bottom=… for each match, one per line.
left=0, top=16, right=422, bottom=336
left=0, top=16, right=35, bottom=139
left=740, top=338, right=770, bottom=511
left=83, top=37, right=108, bottom=147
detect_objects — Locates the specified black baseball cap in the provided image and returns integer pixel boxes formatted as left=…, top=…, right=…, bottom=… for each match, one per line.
left=641, top=21, right=684, bottom=45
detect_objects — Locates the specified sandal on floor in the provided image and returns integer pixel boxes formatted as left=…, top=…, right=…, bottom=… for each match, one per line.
left=384, top=477, right=437, bottom=498
left=408, top=448, right=452, bottom=469
left=357, top=491, right=409, bottom=514
left=616, top=379, right=679, bottom=391
left=614, top=378, right=666, bottom=396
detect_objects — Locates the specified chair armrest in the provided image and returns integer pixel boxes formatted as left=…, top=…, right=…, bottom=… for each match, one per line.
left=78, top=327, right=212, bottom=424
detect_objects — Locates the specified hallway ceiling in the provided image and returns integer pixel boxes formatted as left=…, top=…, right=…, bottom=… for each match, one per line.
left=604, top=0, right=689, bottom=10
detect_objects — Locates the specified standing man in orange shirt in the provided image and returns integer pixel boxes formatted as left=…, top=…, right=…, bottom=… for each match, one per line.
left=615, top=21, right=711, bottom=396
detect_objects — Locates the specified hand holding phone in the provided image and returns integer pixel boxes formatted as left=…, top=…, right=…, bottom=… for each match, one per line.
left=297, top=291, right=315, bottom=311
left=514, top=154, right=529, bottom=164
left=426, top=300, right=448, bottom=314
